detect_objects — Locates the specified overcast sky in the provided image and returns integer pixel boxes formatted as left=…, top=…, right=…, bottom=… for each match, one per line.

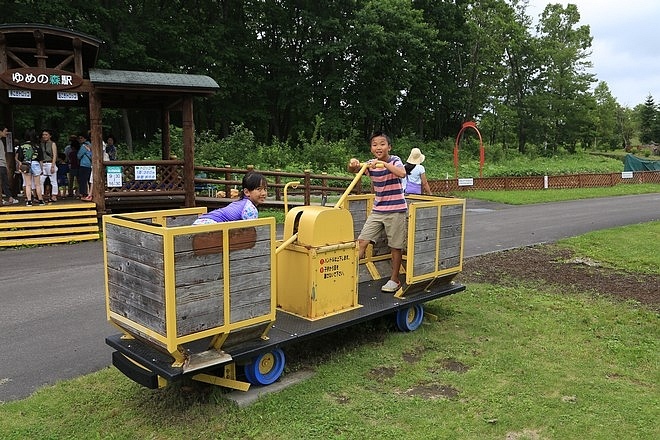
left=527, top=0, right=660, bottom=107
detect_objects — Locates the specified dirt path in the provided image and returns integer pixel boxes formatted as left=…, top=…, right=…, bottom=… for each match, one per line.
left=457, top=245, right=659, bottom=312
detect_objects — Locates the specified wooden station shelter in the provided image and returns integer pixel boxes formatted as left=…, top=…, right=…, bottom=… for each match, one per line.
left=0, top=23, right=219, bottom=213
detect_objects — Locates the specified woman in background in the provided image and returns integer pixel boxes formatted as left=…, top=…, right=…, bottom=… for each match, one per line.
left=403, top=147, right=431, bottom=195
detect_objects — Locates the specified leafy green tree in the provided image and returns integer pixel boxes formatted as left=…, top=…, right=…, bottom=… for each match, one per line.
left=639, top=95, right=657, bottom=144
left=486, top=0, right=540, bottom=153
left=616, top=106, right=635, bottom=149
left=591, top=82, right=621, bottom=150
left=412, top=0, right=470, bottom=139
left=534, top=3, right=596, bottom=153
left=347, top=0, right=435, bottom=138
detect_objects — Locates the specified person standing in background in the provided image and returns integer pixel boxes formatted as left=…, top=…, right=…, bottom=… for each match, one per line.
left=77, top=132, right=92, bottom=200
left=18, top=128, right=46, bottom=206
left=402, top=147, right=431, bottom=195
left=56, top=152, right=69, bottom=199
left=0, top=126, right=18, bottom=205
left=40, top=129, right=58, bottom=202
left=105, top=134, right=117, bottom=160
left=65, top=136, right=80, bottom=198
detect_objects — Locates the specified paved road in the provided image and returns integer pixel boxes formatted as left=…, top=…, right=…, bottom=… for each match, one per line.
left=1, top=193, right=658, bottom=402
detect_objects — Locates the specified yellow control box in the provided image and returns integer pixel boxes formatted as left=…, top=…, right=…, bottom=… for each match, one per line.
left=277, top=206, right=359, bottom=320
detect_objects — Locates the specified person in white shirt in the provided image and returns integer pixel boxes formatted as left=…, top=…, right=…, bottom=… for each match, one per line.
left=402, top=147, right=431, bottom=195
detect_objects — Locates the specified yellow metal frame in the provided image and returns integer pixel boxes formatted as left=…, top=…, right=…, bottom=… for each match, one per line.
left=338, top=193, right=465, bottom=298
left=103, top=208, right=277, bottom=366
left=404, top=196, right=466, bottom=284
left=193, top=363, right=251, bottom=392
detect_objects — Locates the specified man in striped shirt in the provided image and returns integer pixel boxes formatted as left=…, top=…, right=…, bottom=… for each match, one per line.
left=348, top=132, right=407, bottom=293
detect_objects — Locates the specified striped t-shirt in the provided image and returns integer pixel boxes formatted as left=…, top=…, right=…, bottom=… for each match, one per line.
left=367, top=155, right=407, bottom=213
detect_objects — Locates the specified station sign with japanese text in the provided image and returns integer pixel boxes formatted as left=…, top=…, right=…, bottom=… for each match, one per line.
left=0, top=68, right=83, bottom=90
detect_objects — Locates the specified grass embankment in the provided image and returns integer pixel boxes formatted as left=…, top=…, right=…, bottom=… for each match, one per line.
left=0, top=223, right=657, bottom=439
left=455, top=183, right=659, bottom=205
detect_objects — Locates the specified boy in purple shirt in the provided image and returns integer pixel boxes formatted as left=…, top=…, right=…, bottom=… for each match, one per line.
left=348, top=132, right=407, bottom=292
left=193, top=172, right=268, bottom=224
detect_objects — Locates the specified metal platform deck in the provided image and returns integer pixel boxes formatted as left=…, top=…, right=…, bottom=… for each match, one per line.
left=106, top=278, right=465, bottom=383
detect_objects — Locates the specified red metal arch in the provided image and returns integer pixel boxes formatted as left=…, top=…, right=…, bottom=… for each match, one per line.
left=453, top=121, right=485, bottom=178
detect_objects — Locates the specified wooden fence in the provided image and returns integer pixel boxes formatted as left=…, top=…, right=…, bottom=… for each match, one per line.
left=194, top=165, right=364, bottom=205
left=97, top=163, right=659, bottom=212
left=429, top=171, right=660, bottom=193
left=194, top=166, right=659, bottom=202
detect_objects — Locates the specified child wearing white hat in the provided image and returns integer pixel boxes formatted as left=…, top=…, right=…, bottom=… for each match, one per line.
left=403, top=148, right=431, bottom=195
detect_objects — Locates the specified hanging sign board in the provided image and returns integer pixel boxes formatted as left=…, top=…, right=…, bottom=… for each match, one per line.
left=8, top=89, right=31, bottom=99
left=1, top=68, right=83, bottom=90
left=134, top=165, right=157, bottom=180
left=106, top=166, right=123, bottom=187
left=57, top=91, right=79, bottom=101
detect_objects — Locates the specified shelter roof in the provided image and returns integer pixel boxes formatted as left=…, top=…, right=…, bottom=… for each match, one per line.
left=89, top=68, right=219, bottom=108
left=0, top=24, right=219, bottom=109
left=0, top=23, right=101, bottom=72
left=89, top=68, right=219, bottom=93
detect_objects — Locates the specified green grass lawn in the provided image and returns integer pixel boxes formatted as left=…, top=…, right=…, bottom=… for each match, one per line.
left=453, top=183, right=659, bottom=205
left=0, top=223, right=657, bottom=439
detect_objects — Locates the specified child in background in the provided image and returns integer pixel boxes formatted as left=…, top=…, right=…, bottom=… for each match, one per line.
left=348, top=131, right=407, bottom=292
left=56, top=152, right=69, bottom=199
left=193, top=172, right=268, bottom=224
left=403, top=147, right=431, bottom=195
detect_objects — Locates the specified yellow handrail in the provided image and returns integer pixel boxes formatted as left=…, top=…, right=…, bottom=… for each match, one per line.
left=335, top=162, right=370, bottom=209
left=283, top=181, right=300, bottom=216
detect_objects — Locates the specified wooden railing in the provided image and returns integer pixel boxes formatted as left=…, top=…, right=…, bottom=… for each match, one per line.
left=194, top=165, right=364, bottom=204
left=97, top=160, right=658, bottom=211
left=104, top=160, right=185, bottom=197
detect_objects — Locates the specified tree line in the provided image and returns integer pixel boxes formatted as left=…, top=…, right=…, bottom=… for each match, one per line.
left=4, top=0, right=659, bottom=154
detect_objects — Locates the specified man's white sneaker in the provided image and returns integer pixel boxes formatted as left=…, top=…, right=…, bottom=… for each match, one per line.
left=381, top=280, right=401, bottom=292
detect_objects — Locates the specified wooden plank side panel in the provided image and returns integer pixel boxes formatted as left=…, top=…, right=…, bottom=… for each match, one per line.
left=108, top=283, right=165, bottom=334
left=105, top=223, right=166, bottom=336
left=174, top=224, right=271, bottom=254
left=229, top=240, right=272, bottom=323
left=439, top=236, right=462, bottom=257
left=107, top=266, right=165, bottom=303
left=440, top=204, right=464, bottom=270
left=175, top=281, right=224, bottom=336
left=441, top=204, right=464, bottom=217
left=409, top=203, right=464, bottom=277
left=106, top=245, right=165, bottom=282
left=440, top=216, right=463, bottom=239
left=164, top=214, right=199, bottom=227
left=173, top=258, right=223, bottom=285
left=171, top=223, right=273, bottom=334
left=105, top=223, right=165, bottom=253
left=413, top=213, right=437, bottom=276
left=348, top=199, right=368, bottom=238
left=174, top=231, right=224, bottom=338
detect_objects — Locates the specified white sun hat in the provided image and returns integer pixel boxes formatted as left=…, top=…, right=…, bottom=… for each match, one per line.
left=406, top=148, right=425, bottom=164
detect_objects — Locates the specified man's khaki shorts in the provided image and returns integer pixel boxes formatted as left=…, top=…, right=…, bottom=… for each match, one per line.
left=358, top=211, right=407, bottom=250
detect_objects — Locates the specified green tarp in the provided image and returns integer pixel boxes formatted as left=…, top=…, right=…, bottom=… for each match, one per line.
left=623, top=154, right=660, bottom=171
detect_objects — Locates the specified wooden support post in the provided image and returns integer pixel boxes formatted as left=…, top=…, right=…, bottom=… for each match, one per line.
left=182, top=97, right=195, bottom=207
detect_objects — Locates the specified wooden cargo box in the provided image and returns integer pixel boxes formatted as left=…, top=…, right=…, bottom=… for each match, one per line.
left=103, top=208, right=276, bottom=362
left=342, top=195, right=465, bottom=287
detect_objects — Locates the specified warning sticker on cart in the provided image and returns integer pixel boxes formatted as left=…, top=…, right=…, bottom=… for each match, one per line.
left=319, top=255, right=350, bottom=279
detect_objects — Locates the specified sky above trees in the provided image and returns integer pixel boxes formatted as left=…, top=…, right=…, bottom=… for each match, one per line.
left=527, top=0, right=660, bottom=106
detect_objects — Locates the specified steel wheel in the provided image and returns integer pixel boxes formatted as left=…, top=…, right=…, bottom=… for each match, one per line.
left=395, top=303, right=424, bottom=332
left=243, top=348, right=286, bottom=386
